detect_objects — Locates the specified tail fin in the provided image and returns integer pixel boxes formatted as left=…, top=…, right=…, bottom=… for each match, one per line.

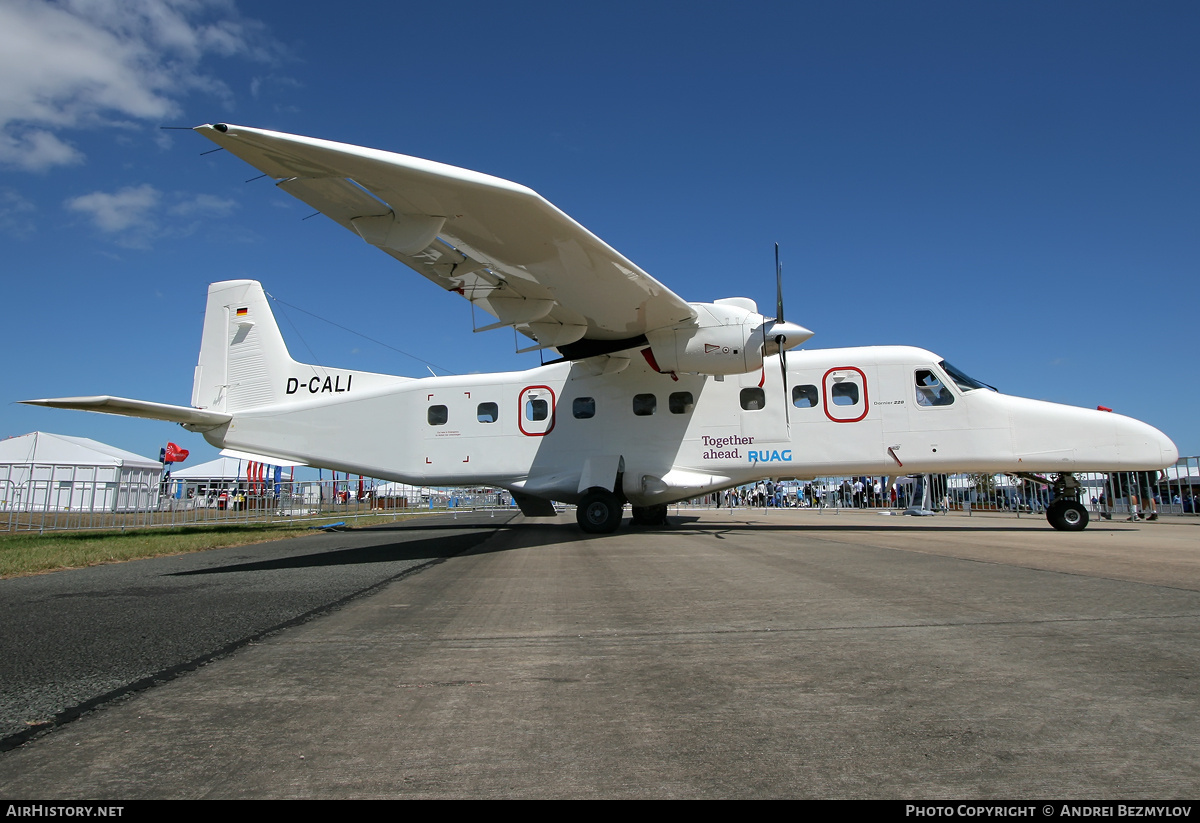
left=192, top=280, right=296, bottom=413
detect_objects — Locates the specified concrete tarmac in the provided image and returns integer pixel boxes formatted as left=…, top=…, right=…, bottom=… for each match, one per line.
left=1, top=509, right=1198, bottom=798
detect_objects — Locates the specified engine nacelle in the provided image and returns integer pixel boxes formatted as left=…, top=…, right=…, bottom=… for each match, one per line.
left=644, top=300, right=766, bottom=376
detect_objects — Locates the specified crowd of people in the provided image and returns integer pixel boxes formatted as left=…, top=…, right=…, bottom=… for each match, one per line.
left=716, top=478, right=921, bottom=510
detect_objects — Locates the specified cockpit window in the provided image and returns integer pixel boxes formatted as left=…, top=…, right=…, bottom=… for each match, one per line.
left=939, top=360, right=996, bottom=393
left=915, top=369, right=954, bottom=406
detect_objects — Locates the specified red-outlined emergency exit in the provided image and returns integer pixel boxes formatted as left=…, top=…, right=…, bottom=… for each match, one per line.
left=518, top=385, right=556, bottom=436
left=823, top=366, right=868, bottom=423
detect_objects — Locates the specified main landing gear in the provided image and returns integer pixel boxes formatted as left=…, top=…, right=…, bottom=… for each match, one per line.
left=1016, top=472, right=1089, bottom=532
left=576, top=488, right=624, bottom=534
left=630, top=504, right=669, bottom=527
left=574, top=490, right=670, bottom=533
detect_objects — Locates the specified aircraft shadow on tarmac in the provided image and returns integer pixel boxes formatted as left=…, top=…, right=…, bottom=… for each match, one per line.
left=655, top=516, right=1139, bottom=533
left=168, top=514, right=1138, bottom=575
left=168, top=527, right=516, bottom=576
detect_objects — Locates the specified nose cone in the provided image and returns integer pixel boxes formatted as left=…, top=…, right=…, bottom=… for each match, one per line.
left=1103, top=410, right=1178, bottom=468
left=1155, top=424, right=1180, bottom=466
left=763, top=320, right=814, bottom=356
left=1006, top=395, right=1179, bottom=470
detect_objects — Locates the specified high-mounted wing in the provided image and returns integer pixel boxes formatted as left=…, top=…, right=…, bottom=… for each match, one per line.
left=196, top=124, right=696, bottom=355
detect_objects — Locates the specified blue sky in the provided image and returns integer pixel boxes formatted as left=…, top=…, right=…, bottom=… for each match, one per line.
left=3, top=0, right=1197, bottom=467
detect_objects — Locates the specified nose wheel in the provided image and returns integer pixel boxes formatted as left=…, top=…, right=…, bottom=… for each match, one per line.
left=1046, top=498, right=1088, bottom=531
left=1015, top=472, right=1090, bottom=531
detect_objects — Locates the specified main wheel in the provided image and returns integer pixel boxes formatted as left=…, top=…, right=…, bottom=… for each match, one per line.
left=630, top=504, right=669, bottom=527
left=1047, top=499, right=1089, bottom=531
left=576, top=489, right=624, bottom=534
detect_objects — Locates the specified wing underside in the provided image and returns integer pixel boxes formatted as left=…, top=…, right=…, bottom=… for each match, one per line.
left=196, top=124, right=696, bottom=351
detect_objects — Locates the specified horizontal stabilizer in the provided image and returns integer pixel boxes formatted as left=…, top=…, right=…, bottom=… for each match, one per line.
left=20, top=396, right=232, bottom=431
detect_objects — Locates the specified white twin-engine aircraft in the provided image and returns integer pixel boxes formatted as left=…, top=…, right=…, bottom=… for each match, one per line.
left=25, top=124, right=1178, bottom=533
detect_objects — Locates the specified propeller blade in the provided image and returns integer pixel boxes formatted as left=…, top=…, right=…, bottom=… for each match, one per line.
left=774, top=243, right=789, bottom=428
left=775, top=242, right=784, bottom=324
left=778, top=334, right=790, bottom=428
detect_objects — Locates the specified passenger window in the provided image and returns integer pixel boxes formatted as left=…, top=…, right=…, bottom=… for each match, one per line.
left=740, top=387, right=766, bottom=410
left=573, top=397, right=596, bottom=419
left=525, top=398, right=549, bottom=421
left=477, top=402, right=498, bottom=423
left=831, top=383, right=859, bottom=406
left=915, top=370, right=954, bottom=406
left=669, top=392, right=694, bottom=414
left=633, top=393, right=657, bottom=416
left=428, top=405, right=448, bottom=425
left=791, top=385, right=818, bottom=408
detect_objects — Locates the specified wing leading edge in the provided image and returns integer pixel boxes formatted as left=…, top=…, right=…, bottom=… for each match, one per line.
left=195, top=124, right=696, bottom=352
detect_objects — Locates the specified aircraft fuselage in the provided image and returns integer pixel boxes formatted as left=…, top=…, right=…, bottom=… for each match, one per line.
left=207, top=344, right=1177, bottom=509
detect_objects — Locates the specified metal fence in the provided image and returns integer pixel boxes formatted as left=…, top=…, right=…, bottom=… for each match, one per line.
left=1, top=473, right=517, bottom=533
left=687, top=457, right=1200, bottom=519
left=3, top=458, right=1197, bottom=533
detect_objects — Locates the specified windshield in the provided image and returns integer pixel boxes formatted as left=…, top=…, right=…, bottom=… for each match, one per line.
left=939, top=360, right=996, bottom=393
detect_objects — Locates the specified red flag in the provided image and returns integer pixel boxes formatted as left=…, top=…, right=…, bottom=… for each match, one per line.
left=164, top=443, right=189, bottom=463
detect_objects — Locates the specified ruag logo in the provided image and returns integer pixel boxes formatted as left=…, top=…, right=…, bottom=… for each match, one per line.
left=749, top=449, right=792, bottom=463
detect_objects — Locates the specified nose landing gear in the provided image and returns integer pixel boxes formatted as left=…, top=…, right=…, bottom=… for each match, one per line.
left=1046, top=497, right=1089, bottom=531
left=1016, top=472, right=1089, bottom=531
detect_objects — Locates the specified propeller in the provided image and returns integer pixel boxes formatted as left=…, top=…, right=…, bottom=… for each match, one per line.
left=775, top=243, right=790, bottom=427
left=760, top=243, right=813, bottom=427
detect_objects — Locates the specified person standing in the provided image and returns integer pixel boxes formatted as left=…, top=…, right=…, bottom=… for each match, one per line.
left=1131, top=470, right=1161, bottom=521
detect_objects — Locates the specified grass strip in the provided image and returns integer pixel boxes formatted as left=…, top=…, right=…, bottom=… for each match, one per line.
left=0, top=514, right=414, bottom=579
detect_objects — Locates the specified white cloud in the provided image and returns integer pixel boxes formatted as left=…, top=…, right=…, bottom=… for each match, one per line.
left=168, top=193, right=237, bottom=218
left=0, top=188, right=37, bottom=237
left=0, top=130, right=84, bottom=171
left=65, top=185, right=241, bottom=247
left=0, top=0, right=278, bottom=170
left=65, top=183, right=161, bottom=246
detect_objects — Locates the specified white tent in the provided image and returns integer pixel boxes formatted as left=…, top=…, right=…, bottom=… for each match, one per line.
left=0, top=432, right=161, bottom=512
left=167, top=455, right=301, bottom=507
left=171, top=456, right=249, bottom=480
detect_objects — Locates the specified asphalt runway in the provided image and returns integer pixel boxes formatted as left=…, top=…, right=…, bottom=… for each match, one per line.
left=0, top=512, right=513, bottom=747
left=1, top=509, right=1198, bottom=799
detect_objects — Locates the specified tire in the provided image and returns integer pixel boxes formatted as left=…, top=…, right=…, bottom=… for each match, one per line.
left=576, top=489, right=624, bottom=534
left=1047, top=499, right=1089, bottom=532
left=630, top=504, right=668, bottom=527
